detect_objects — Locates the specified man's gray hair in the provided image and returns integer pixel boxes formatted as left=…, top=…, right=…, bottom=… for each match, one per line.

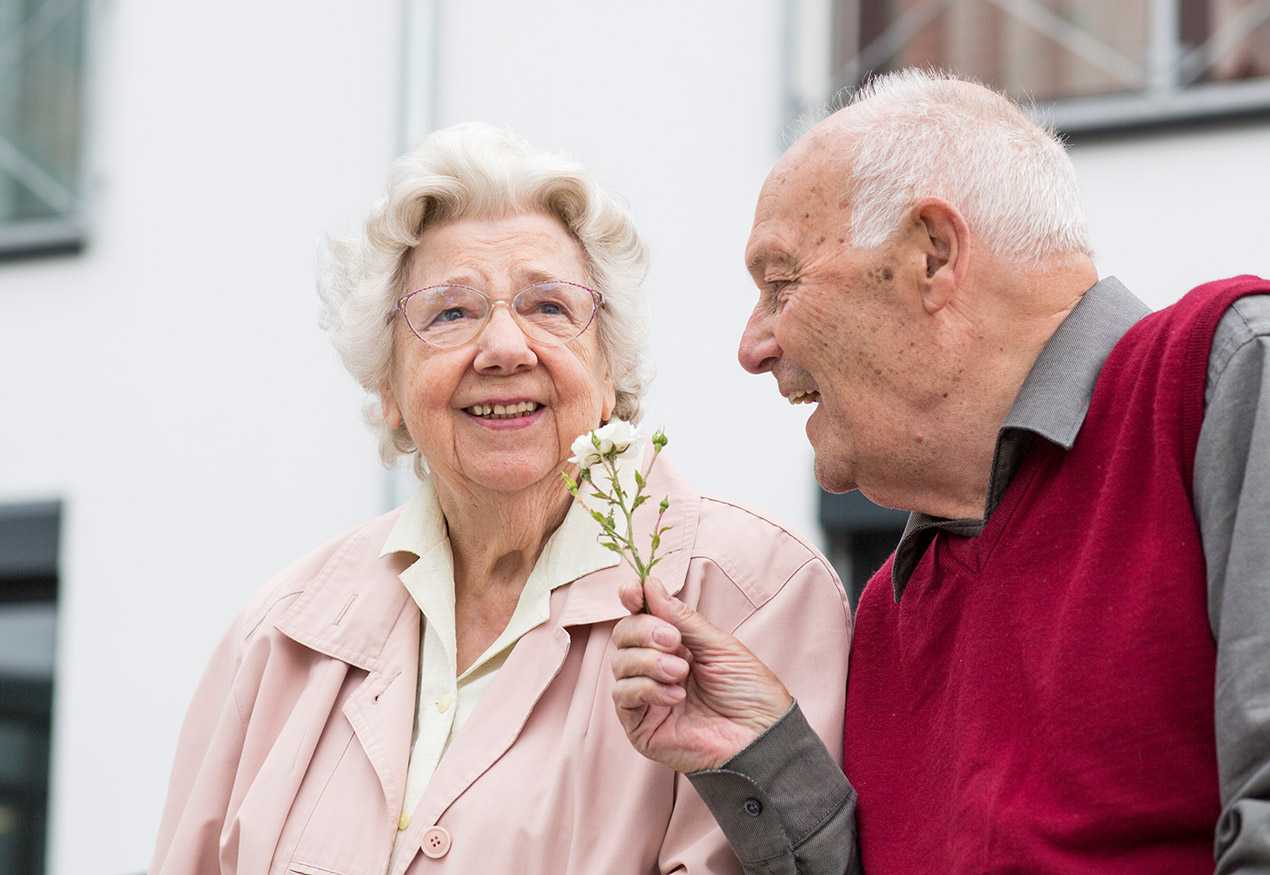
left=316, top=123, right=652, bottom=470
left=840, top=68, right=1091, bottom=264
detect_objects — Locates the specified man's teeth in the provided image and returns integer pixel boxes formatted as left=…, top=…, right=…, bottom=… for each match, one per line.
left=788, top=390, right=821, bottom=405
left=467, top=401, right=540, bottom=419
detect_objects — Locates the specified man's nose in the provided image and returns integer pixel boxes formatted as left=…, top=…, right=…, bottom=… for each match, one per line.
left=738, top=308, right=780, bottom=374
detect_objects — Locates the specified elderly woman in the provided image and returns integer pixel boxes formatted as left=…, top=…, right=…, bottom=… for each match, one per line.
left=150, top=124, right=851, bottom=875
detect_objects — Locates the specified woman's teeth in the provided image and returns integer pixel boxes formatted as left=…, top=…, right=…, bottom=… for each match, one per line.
left=467, top=401, right=540, bottom=419
left=788, top=390, right=820, bottom=405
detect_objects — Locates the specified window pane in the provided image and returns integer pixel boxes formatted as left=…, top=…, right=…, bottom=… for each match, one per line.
left=829, top=0, right=1270, bottom=128
left=1206, top=0, right=1270, bottom=82
left=0, top=0, right=86, bottom=236
left=844, top=0, right=1152, bottom=101
left=0, top=503, right=58, bottom=875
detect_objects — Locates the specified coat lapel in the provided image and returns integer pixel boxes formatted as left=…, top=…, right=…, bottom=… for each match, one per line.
left=407, top=458, right=701, bottom=825
left=273, top=511, right=422, bottom=821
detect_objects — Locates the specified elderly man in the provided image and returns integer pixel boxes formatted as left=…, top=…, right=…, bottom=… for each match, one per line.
left=611, top=69, right=1270, bottom=874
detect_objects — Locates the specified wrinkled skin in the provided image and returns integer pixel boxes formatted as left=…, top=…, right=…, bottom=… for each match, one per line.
left=609, top=576, right=793, bottom=773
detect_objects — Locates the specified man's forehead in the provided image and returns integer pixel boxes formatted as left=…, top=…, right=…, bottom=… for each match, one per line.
left=746, top=133, right=850, bottom=265
left=765, top=126, right=851, bottom=203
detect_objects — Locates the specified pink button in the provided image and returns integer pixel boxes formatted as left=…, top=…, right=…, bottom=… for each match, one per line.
left=421, top=825, right=451, bottom=859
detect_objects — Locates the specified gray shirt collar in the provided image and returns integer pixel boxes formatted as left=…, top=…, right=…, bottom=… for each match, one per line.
left=888, top=276, right=1151, bottom=601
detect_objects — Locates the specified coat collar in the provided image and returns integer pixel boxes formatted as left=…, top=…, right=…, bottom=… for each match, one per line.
left=269, top=453, right=704, bottom=852
left=551, top=453, right=700, bottom=627
left=272, top=512, right=417, bottom=674
left=272, top=452, right=702, bottom=665
left=405, top=455, right=702, bottom=837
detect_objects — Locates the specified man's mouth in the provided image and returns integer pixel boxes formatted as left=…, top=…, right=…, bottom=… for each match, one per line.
left=466, top=401, right=540, bottom=419
left=788, top=390, right=821, bottom=405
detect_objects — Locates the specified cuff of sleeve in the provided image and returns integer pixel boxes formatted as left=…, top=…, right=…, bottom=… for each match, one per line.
left=686, top=701, right=855, bottom=863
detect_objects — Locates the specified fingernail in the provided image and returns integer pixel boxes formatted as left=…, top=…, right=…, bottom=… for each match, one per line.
left=653, top=626, right=676, bottom=647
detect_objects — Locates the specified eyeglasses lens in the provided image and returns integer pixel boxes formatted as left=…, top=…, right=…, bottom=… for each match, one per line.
left=405, top=282, right=596, bottom=348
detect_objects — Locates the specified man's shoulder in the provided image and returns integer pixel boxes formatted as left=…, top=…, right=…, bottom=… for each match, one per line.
left=1156, top=275, right=1270, bottom=326
left=1108, top=275, right=1270, bottom=369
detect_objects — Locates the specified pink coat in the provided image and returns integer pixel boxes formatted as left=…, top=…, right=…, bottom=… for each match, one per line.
left=151, top=461, right=852, bottom=874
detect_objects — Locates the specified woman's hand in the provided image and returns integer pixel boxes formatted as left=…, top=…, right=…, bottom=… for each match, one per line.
left=610, top=577, right=794, bottom=774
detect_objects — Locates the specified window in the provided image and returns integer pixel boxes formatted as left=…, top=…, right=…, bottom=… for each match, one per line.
left=819, top=490, right=908, bottom=610
left=0, top=0, right=89, bottom=256
left=0, top=501, right=60, bottom=875
left=814, top=0, right=1270, bottom=131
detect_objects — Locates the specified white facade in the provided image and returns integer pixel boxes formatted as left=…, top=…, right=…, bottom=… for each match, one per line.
left=0, top=2, right=1266, bottom=873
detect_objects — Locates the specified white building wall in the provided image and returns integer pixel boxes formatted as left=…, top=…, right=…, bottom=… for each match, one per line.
left=0, top=2, right=1267, bottom=874
left=2, top=3, right=401, bottom=872
left=424, top=0, right=822, bottom=542
left=1071, top=124, right=1270, bottom=308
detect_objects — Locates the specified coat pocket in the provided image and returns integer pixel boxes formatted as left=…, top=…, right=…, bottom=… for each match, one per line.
left=288, top=862, right=353, bottom=875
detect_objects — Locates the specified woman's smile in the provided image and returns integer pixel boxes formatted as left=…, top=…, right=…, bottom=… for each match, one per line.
left=462, top=401, right=547, bottom=429
left=463, top=400, right=542, bottom=420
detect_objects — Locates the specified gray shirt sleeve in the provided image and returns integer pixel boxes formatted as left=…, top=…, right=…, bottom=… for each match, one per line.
left=687, top=703, right=859, bottom=875
left=1195, top=294, right=1270, bottom=873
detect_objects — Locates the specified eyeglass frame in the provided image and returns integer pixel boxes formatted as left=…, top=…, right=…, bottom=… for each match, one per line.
left=394, top=280, right=605, bottom=350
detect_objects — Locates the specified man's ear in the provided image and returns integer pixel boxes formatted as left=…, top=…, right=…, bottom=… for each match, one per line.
left=912, top=198, right=969, bottom=314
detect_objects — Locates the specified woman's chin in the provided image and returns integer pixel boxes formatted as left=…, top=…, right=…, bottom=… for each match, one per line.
left=452, top=457, right=570, bottom=499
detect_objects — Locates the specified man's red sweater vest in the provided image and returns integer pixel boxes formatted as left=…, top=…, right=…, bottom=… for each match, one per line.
left=844, top=277, right=1269, bottom=873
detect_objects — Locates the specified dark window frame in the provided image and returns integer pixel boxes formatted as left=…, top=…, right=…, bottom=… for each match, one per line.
left=0, top=499, right=60, bottom=875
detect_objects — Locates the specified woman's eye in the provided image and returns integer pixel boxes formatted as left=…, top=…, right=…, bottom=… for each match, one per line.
left=434, top=307, right=472, bottom=323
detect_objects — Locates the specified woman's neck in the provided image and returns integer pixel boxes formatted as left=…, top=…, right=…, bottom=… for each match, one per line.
left=433, top=477, right=573, bottom=674
left=434, top=476, right=572, bottom=596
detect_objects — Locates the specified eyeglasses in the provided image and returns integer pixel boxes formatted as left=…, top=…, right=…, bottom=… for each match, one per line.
left=396, top=281, right=604, bottom=350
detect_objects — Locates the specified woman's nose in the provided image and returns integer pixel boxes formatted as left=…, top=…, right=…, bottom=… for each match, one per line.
left=473, top=303, right=537, bottom=371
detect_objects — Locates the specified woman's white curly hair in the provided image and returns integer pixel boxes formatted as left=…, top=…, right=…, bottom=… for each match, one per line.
left=316, top=123, right=653, bottom=471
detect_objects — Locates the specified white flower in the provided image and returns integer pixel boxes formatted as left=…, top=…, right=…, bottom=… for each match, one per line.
left=568, top=419, right=644, bottom=468
left=560, top=422, right=672, bottom=596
